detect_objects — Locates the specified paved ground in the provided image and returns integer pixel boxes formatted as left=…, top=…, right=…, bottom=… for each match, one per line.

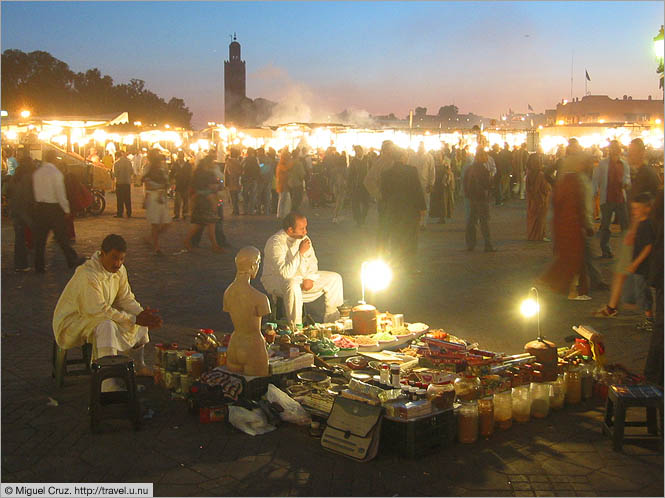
left=1, top=187, right=662, bottom=496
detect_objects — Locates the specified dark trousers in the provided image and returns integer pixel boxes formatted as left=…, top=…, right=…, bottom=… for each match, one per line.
left=271, top=189, right=278, bottom=214
left=466, top=200, right=491, bottom=250
left=229, top=190, right=240, bottom=215
left=33, top=203, right=78, bottom=271
left=290, top=186, right=304, bottom=211
left=116, top=184, right=132, bottom=217
left=352, top=191, right=370, bottom=226
left=174, top=190, right=189, bottom=218
left=599, top=202, right=627, bottom=255
left=494, top=172, right=503, bottom=204
left=584, top=233, right=605, bottom=288
left=13, top=217, right=29, bottom=269
left=386, top=219, right=419, bottom=271
left=191, top=203, right=227, bottom=247
left=644, top=287, right=664, bottom=386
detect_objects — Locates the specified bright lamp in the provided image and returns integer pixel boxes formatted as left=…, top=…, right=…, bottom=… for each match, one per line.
left=360, top=260, right=392, bottom=303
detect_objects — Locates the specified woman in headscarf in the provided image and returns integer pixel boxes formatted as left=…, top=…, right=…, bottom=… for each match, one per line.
left=526, top=152, right=551, bottom=241
left=142, top=149, right=170, bottom=255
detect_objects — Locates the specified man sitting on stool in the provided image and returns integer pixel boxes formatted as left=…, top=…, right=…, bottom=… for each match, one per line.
left=53, top=234, right=162, bottom=389
left=261, top=212, right=344, bottom=326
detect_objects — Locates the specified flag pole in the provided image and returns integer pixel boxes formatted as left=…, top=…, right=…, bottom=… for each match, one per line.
left=585, top=69, right=587, bottom=96
left=570, top=50, right=574, bottom=101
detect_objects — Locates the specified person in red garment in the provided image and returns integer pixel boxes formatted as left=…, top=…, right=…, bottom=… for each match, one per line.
left=538, top=143, right=591, bottom=300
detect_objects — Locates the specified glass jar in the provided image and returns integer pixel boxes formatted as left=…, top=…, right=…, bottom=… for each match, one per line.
left=173, top=372, right=182, bottom=393
left=457, top=400, right=479, bottom=444
left=165, top=350, right=179, bottom=372
left=549, top=374, right=566, bottom=410
left=177, top=351, right=187, bottom=374
left=493, top=390, right=512, bottom=430
left=530, top=382, right=550, bottom=419
left=379, top=363, right=390, bottom=385
left=512, top=385, right=531, bottom=423
left=416, top=389, right=427, bottom=400
left=164, top=371, right=176, bottom=390
left=153, top=343, right=164, bottom=367
left=580, top=363, right=594, bottom=400
left=478, top=396, right=494, bottom=438
left=187, top=353, right=205, bottom=379
left=454, top=374, right=481, bottom=402
left=153, top=366, right=162, bottom=386
left=158, top=367, right=166, bottom=388
left=216, top=347, right=227, bottom=367
left=181, top=374, right=193, bottom=395
left=565, top=367, right=582, bottom=405
left=427, top=381, right=456, bottom=411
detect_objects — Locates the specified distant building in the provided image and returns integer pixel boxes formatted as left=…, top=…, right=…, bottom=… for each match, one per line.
left=553, top=94, right=664, bottom=126
left=224, top=34, right=247, bottom=126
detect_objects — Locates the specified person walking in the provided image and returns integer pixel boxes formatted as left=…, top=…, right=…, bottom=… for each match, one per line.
left=380, top=148, right=427, bottom=274
left=289, top=148, right=306, bottom=212
left=628, top=138, right=661, bottom=200
left=526, top=153, right=551, bottom=241
left=170, top=150, right=192, bottom=220
left=142, top=150, right=170, bottom=256
left=593, top=140, right=631, bottom=258
left=275, top=149, right=293, bottom=219
left=330, top=148, right=348, bottom=223
left=184, top=155, right=225, bottom=253
left=113, top=150, right=133, bottom=218
left=7, top=149, right=36, bottom=271
left=411, top=142, right=436, bottom=229
left=464, top=148, right=496, bottom=252
left=348, top=145, right=370, bottom=226
left=224, top=148, right=242, bottom=216
left=32, top=149, right=83, bottom=273
left=241, top=147, right=261, bottom=215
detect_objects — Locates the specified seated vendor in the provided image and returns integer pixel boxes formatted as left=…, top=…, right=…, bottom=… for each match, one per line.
left=261, top=211, right=344, bottom=326
left=53, top=234, right=162, bottom=388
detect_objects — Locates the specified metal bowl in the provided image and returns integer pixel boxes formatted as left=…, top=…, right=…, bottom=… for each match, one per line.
left=297, top=370, right=330, bottom=383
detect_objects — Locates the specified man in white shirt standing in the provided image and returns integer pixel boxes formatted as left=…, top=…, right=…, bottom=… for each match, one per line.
left=32, top=149, right=82, bottom=273
left=261, top=212, right=344, bottom=326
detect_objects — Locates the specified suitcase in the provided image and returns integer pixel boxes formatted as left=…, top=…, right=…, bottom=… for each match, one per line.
left=321, top=396, right=382, bottom=462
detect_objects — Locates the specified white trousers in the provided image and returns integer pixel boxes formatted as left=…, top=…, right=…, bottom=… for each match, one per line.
left=264, top=271, right=344, bottom=325
left=421, top=192, right=431, bottom=226
left=94, top=319, right=149, bottom=359
left=276, top=191, right=291, bottom=219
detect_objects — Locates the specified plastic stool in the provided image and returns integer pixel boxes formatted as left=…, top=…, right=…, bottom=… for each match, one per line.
left=602, top=384, right=664, bottom=451
left=52, top=340, right=93, bottom=388
left=89, top=355, right=142, bottom=433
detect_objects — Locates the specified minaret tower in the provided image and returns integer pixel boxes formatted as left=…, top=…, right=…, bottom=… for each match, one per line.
left=224, top=33, right=246, bottom=125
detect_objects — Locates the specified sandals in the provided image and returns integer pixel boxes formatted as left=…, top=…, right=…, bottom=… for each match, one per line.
left=592, top=305, right=618, bottom=318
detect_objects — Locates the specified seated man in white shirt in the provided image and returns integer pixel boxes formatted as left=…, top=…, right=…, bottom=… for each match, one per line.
left=53, top=234, right=162, bottom=388
left=261, top=212, right=344, bottom=326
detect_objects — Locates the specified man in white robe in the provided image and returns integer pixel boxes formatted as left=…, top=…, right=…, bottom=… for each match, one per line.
left=53, top=234, right=162, bottom=383
left=261, top=212, right=343, bottom=326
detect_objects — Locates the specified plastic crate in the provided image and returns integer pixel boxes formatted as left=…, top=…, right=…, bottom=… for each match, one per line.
left=380, top=408, right=456, bottom=459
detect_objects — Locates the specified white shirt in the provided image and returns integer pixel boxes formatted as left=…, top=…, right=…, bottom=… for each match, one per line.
left=33, top=162, right=70, bottom=213
left=412, top=152, right=436, bottom=190
left=261, top=230, right=319, bottom=286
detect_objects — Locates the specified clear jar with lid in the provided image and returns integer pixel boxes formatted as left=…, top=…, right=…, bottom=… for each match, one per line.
left=216, top=347, right=227, bottom=367
left=427, top=381, right=456, bottom=411
left=457, top=400, right=479, bottom=444
left=548, top=374, right=566, bottom=410
left=511, top=385, right=531, bottom=423
left=173, top=372, right=182, bottom=393
left=530, top=382, right=550, bottom=418
left=181, top=374, right=193, bottom=395
left=493, top=389, right=512, bottom=430
left=454, top=374, right=481, bottom=402
left=165, top=350, right=179, bottom=372
left=565, top=366, right=582, bottom=405
left=379, top=363, right=390, bottom=385
left=390, top=364, right=401, bottom=388
left=478, top=396, right=494, bottom=438
left=177, top=351, right=187, bottom=374
left=580, top=363, right=594, bottom=400
left=187, top=353, right=205, bottom=379
left=416, top=389, right=427, bottom=400
left=164, top=371, right=176, bottom=390
left=153, top=343, right=164, bottom=367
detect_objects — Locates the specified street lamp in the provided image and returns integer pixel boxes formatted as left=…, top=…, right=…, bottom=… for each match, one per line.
left=520, top=287, right=542, bottom=339
left=20, top=110, right=31, bottom=119
left=521, top=286, right=558, bottom=382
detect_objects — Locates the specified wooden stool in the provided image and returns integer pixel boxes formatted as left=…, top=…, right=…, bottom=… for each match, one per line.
left=89, top=355, right=142, bottom=433
left=52, top=340, right=93, bottom=388
left=602, top=384, right=664, bottom=451
left=269, top=294, right=323, bottom=325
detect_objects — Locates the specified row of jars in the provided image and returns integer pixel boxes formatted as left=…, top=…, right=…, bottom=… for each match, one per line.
left=456, top=369, right=597, bottom=444
left=153, top=343, right=228, bottom=388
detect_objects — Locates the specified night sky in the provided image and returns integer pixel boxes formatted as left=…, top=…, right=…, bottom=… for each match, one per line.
left=2, top=1, right=663, bottom=128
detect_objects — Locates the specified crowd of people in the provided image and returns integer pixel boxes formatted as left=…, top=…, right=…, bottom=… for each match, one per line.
left=2, top=134, right=663, bottom=384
